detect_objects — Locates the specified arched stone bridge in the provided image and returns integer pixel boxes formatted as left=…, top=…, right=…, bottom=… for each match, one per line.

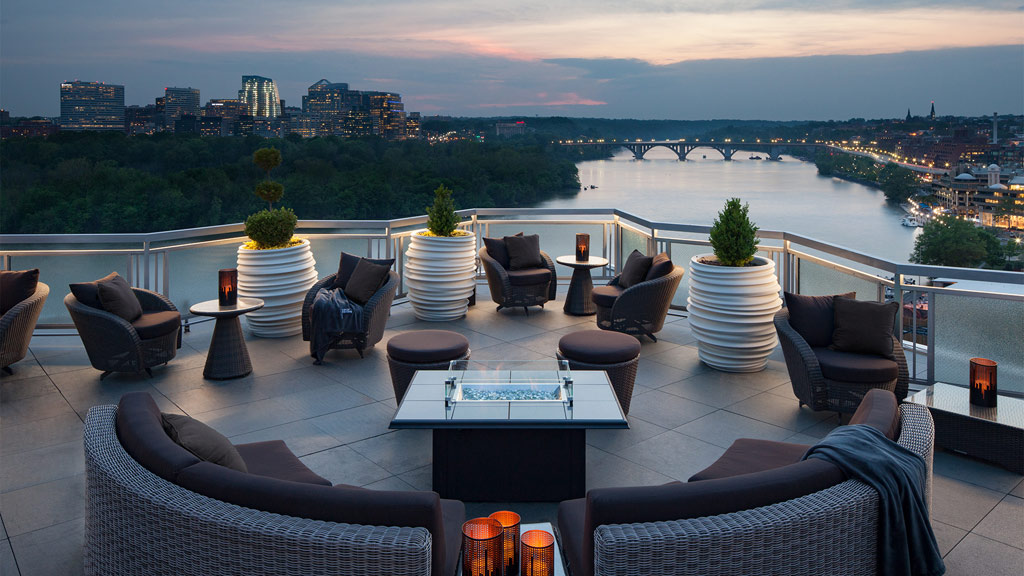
left=562, top=140, right=823, bottom=161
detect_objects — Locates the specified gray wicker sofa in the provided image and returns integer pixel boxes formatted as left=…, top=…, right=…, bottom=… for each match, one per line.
left=85, top=393, right=464, bottom=576
left=557, top=390, right=934, bottom=576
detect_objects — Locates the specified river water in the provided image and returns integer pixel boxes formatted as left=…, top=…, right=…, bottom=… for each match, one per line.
left=539, top=148, right=921, bottom=263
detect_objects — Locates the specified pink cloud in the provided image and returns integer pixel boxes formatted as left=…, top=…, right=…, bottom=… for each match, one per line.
left=477, top=92, right=606, bottom=108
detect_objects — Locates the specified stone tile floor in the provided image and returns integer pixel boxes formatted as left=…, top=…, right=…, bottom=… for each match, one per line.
left=1, top=287, right=1021, bottom=575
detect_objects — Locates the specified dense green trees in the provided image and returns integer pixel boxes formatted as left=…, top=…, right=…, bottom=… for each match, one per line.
left=814, top=153, right=920, bottom=203
left=878, top=163, right=919, bottom=203
left=910, top=217, right=1005, bottom=269
left=0, top=132, right=581, bottom=234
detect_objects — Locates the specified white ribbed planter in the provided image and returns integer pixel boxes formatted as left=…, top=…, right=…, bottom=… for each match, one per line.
left=687, top=255, right=782, bottom=373
left=405, top=231, right=477, bottom=321
left=237, top=239, right=318, bottom=338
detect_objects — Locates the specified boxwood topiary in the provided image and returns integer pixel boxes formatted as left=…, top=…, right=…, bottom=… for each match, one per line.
left=709, top=198, right=760, bottom=266
left=245, top=207, right=297, bottom=249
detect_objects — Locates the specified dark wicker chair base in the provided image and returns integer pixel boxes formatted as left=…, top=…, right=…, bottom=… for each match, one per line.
left=387, top=351, right=471, bottom=403
left=817, top=377, right=899, bottom=415
left=595, top=307, right=662, bottom=342
left=557, top=352, right=639, bottom=415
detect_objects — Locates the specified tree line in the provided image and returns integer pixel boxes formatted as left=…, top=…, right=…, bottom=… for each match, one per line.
left=813, top=151, right=920, bottom=203
left=0, top=132, right=583, bottom=234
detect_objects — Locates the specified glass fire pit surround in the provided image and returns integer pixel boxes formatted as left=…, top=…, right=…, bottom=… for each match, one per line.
left=445, top=359, right=573, bottom=405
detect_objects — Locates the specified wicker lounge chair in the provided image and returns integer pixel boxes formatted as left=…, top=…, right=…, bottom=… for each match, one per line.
left=301, top=270, right=399, bottom=359
left=592, top=265, right=683, bottom=341
left=1, top=281, right=49, bottom=374
left=479, top=246, right=557, bottom=313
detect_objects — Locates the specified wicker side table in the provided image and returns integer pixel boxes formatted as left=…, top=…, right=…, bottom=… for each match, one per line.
left=556, top=255, right=609, bottom=316
left=189, top=298, right=264, bottom=380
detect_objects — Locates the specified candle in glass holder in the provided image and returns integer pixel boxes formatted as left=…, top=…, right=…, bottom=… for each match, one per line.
left=218, top=269, right=238, bottom=306
left=969, top=358, right=997, bottom=407
left=463, top=517, right=503, bottom=576
left=575, top=233, right=590, bottom=261
left=489, top=510, right=520, bottom=576
left=520, top=530, right=554, bottom=576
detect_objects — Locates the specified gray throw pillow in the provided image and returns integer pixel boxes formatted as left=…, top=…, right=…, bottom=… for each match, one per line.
left=69, top=271, right=119, bottom=310
left=161, top=413, right=248, bottom=473
left=830, top=297, right=899, bottom=359
left=784, top=291, right=856, bottom=348
left=483, top=232, right=522, bottom=270
left=344, top=258, right=391, bottom=305
left=619, top=250, right=653, bottom=288
left=0, top=268, right=39, bottom=316
left=97, top=273, right=143, bottom=322
left=645, top=252, right=673, bottom=282
left=505, top=234, right=543, bottom=270
left=333, top=252, right=394, bottom=290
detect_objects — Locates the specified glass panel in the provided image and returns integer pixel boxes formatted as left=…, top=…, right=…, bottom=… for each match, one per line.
left=932, top=293, right=1024, bottom=396
left=164, top=244, right=238, bottom=314
left=797, top=258, right=883, bottom=301
left=620, top=226, right=649, bottom=270
left=481, top=222, right=607, bottom=272
left=660, top=241, right=706, bottom=308
left=10, top=253, right=130, bottom=325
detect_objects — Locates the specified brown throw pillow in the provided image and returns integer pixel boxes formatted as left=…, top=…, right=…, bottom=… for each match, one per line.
left=0, top=268, right=39, bottom=316
left=70, top=271, right=119, bottom=309
left=645, top=252, right=673, bottom=282
left=333, top=253, right=394, bottom=290
left=344, top=258, right=391, bottom=305
left=619, top=249, right=653, bottom=289
left=483, top=233, right=521, bottom=270
left=505, top=234, right=543, bottom=270
left=161, top=413, right=248, bottom=473
left=784, top=291, right=855, bottom=348
left=97, top=273, right=143, bottom=322
left=831, top=297, right=899, bottom=359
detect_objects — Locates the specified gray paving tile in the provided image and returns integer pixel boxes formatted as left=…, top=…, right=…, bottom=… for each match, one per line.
left=362, top=476, right=418, bottom=491
left=650, top=321, right=697, bottom=346
left=0, top=413, right=82, bottom=457
left=933, top=451, right=1023, bottom=494
left=299, top=446, right=392, bottom=487
left=942, top=534, right=1024, bottom=576
left=798, top=416, right=842, bottom=439
left=624, top=390, right=716, bottom=430
left=765, top=381, right=799, bottom=401
left=0, top=441, right=83, bottom=494
left=8, top=517, right=83, bottom=576
left=724, top=392, right=834, bottom=432
left=35, top=349, right=94, bottom=376
left=309, top=401, right=397, bottom=445
left=467, top=343, right=545, bottom=362
left=0, top=375, right=57, bottom=403
left=973, top=496, right=1023, bottom=550
left=228, top=420, right=342, bottom=457
left=675, top=411, right=793, bottom=449
left=659, top=373, right=762, bottom=408
left=349, top=429, right=432, bottom=475
left=616, top=430, right=725, bottom=482
left=635, top=339, right=681, bottom=359
left=632, top=359, right=692, bottom=390
left=587, top=417, right=668, bottom=454
left=1012, top=478, right=1024, bottom=499
left=190, top=398, right=304, bottom=437
left=783, top=432, right=821, bottom=445
left=0, top=392, right=76, bottom=429
left=261, top=379, right=375, bottom=420
left=0, top=538, right=18, bottom=576
left=930, top=475, right=1005, bottom=531
left=398, top=465, right=433, bottom=491
left=672, top=367, right=790, bottom=393
left=0, top=514, right=6, bottom=539
left=929, top=519, right=967, bottom=558
left=314, top=357, right=397, bottom=402
left=0, top=357, right=45, bottom=383
left=644, top=346, right=709, bottom=375
left=520, top=308, right=595, bottom=331
left=511, top=330, right=569, bottom=356
left=0, top=474, right=85, bottom=537
left=585, top=446, right=675, bottom=490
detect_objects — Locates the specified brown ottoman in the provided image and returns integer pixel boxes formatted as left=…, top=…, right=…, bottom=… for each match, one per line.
left=387, top=330, right=470, bottom=402
left=557, top=330, right=641, bottom=415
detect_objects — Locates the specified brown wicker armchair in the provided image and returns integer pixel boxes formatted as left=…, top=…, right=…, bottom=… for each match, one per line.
left=593, top=265, right=683, bottom=342
left=774, top=307, right=909, bottom=414
left=65, top=288, right=181, bottom=379
left=1, top=282, right=49, bottom=374
left=301, top=270, right=399, bottom=360
left=479, top=246, right=557, bottom=314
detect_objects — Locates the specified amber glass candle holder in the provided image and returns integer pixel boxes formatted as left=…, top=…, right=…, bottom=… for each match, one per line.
left=520, top=529, right=554, bottom=576
left=489, top=511, right=520, bottom=576
left=575, top=233, right=590, bottom=261
left=463, top=517, right=503, bottom=576
left=218, top=269, right=238, bottom=306
left=969, top=358, right=997, bottom=407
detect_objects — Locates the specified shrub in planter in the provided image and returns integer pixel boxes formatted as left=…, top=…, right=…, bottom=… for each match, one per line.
left=422, top=185, right=469, bottom=237
left=708, top=197, right=759, bottom=266
left=245, top=147, right=297, bottom=249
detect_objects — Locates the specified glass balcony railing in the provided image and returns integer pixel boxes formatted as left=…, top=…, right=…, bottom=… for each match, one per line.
left=3, top=208, right=1022, bottom=394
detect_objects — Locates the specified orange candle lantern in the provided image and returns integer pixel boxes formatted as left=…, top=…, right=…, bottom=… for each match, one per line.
left=969, top=358, right=997, bottom=407
left=520, top=530, right=554, bottom=576
left=489, top=511, right=520, bottom=576
left=463, top=518, right=503, bottom=576
left=218, top=269, right=238, bottom=306
left=575, top=233, right=590, bottom=261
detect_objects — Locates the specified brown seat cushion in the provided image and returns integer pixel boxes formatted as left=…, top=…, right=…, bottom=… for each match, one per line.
left=0, top=268, right=39, bottom=315
left=505, top=234, right=543, bottom=270
left=591, top=285, right=624, bottom=308
left=333, top=252, right=394, bottom=290
left=557, top=497, right=588, bottom=576
left=688, top=439, right=810, bottom=482
left=506, top=267, right=551, bottom=286
left=131, top=310, right=181, bottom=340
left=70, top=271, right=119, bottom=310
left=645, top=252, right=673, bottom=282
left=483, top=233, right=521, bottom=270
left=235, top=440, right=331, bottom=485
left=97, top=273, right=143, bottom=321
left=813, top=347, right=899, bottom=384
left=848, top=389, right=901, bottom=438
left=344, top=258, right=391, bottom=305
left=558, top=330, right=641, bottom=364
left=831, top=297, right=899, bottom=359
left=387, top=330, right=470, bottom=363
left=116, top=393, right=200, bottom=482
left=441, top=498, right=466, bottom=576
left=161, top=413, right=248, bottom=473
left=784, top=292, right=855, bottom=348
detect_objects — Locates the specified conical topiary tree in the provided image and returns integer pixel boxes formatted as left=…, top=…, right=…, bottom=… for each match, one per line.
left=245, top=147, right=296, bottom=249
left=709, top=198, right=760, bottom=266
left=424, top=185, right=461, bottom=237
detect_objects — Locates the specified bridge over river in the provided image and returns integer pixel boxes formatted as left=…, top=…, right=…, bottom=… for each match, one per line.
left=561, top=140, right=822, bottom=161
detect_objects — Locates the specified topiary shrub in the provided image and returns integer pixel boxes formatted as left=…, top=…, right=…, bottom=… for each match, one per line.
left=424, top=184, right=462, bottom=237
left=709, top=198, right=760, bottom=266
left=245, top=207, right=298, bottom=249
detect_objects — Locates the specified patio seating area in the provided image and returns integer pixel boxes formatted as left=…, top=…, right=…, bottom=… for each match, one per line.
left=1, top=282, right=1021, bottom=575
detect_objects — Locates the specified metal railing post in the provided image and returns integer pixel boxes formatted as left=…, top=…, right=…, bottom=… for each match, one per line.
left=143, top=241, right=151, bottom=290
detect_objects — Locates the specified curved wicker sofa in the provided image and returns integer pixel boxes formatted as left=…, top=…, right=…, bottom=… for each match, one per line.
left=559, top=396, right=934, bottom=576
left=84, top=401, right=459, bottom=576
left=1, top=281, right=48, bottom=374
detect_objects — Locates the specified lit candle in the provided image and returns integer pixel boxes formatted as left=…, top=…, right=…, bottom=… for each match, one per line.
left=218, top=268, right=238, bottom=306
left=969, top=358, right=997, bottom=407
left=575, top=233, right=590, bottom=261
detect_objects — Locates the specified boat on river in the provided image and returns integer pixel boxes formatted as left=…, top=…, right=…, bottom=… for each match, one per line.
left=900, top=216, right=922, bottom=227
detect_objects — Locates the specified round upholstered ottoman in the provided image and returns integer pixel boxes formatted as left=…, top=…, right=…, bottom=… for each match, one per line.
left=387, top=330, right=470, bottom=402
left=557, top=330, right=641, bottom=415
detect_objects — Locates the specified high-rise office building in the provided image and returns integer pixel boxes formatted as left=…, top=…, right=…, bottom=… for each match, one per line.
left=238, top=76, right=281, bottom=118
left=366, top=92, right=405, bottom=140
left=405, top=112, right=421, bottom=139
left=164, top=87, right=200, bottom=128
left=59, top=81, right=125, bottom=131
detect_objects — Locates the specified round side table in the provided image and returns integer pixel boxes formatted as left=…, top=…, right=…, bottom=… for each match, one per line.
left=555, top=256, right=609, bottom=316
left=189, top=298, right=264, bottom=379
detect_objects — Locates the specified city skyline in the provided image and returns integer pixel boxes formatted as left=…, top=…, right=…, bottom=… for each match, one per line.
left=1, top=1, right=1022, bottom=119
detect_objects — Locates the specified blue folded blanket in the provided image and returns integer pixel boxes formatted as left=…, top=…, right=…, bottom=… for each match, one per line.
left=310, top=288, right=364, bottom=364
left=803, top=424, right=945, bottom=576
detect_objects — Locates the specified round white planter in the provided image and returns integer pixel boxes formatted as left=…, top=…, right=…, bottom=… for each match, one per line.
left=687, top=254, right=782, bottom=373
left=237, top=239, right=318, bottom=338
left=405, top=231, right=477, bottom=321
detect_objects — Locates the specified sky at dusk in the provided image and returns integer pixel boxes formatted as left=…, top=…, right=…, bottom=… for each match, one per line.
left=2, top=0, right=1022, bottom=120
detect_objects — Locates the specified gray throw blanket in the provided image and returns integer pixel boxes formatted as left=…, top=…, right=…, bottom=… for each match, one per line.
left=803, top=424, right=945, bottom=576
left=310, top=288, right=364, bottom=364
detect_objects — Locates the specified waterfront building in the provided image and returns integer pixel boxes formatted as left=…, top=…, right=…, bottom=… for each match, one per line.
left=931, top=164, right=1024, bottom=228
left=59, top=80, right=125, bottom=131
left=164, top=87, right=200, bottom=128
left=238, top=75, right=281, bottom=118
left=496, top=121, right=528, bottom=138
